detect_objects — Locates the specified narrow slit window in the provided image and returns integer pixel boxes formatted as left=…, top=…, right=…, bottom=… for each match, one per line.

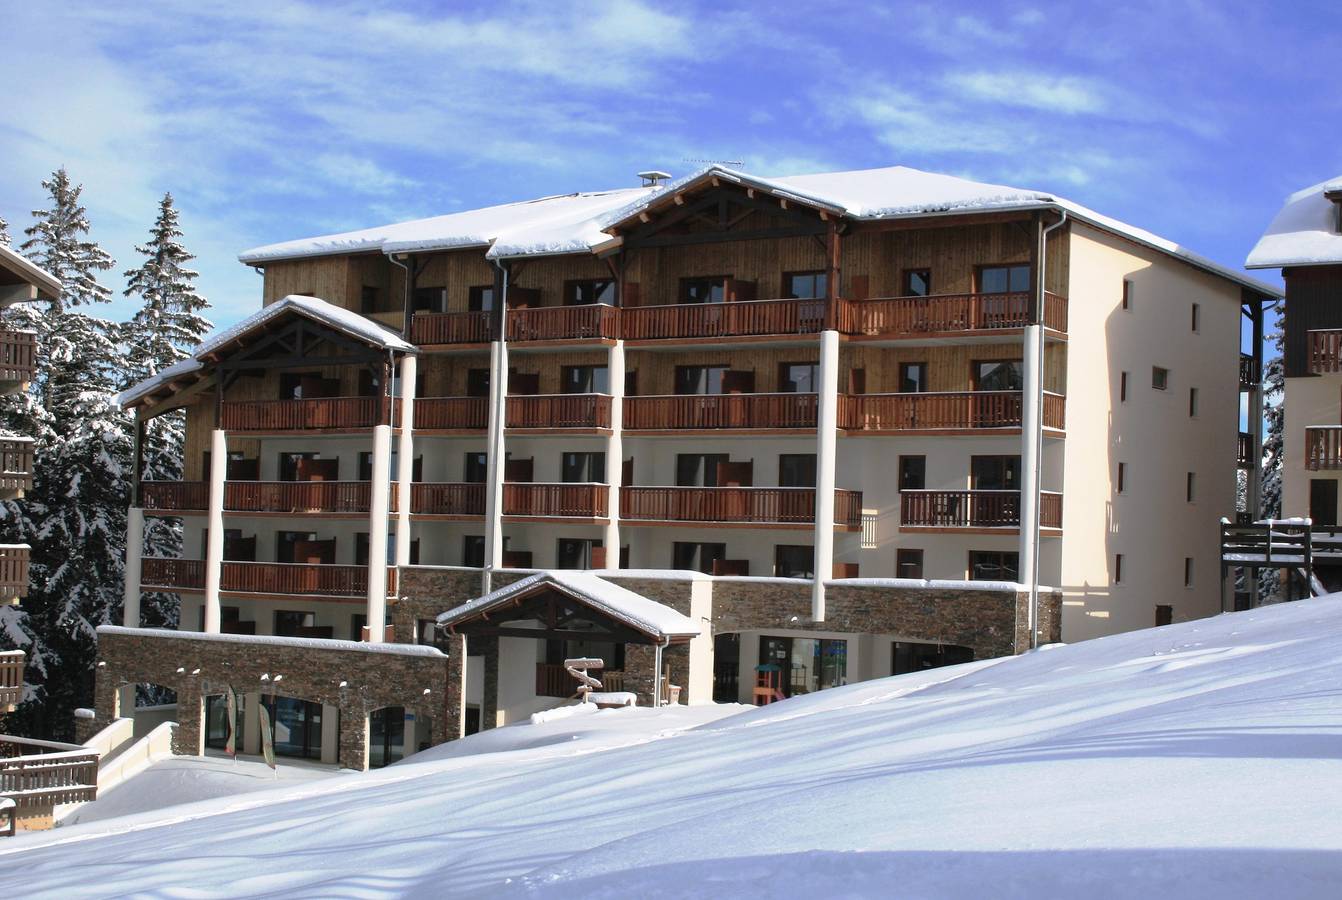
left=1186, top=472, right=1196, bottom=502
left=1184, top=557, right=1194, bottom=587
left=1117, top=462, right=1126, bottom=493
left=1122, top=279, right=1132, bottom=310
left=1115, top=553, right=1124, bottom=584
left=1191, top=303, right=1200, bottom=332
left=1189, top=387, right=1198, bottom=417
left=1120, top=371, right=1129, bottom=402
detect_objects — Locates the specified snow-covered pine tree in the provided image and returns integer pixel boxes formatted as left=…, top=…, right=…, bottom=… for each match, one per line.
left=122, top=193, right=212, bottom=630
left=0, top=168, right=128, bottom=739
left=0, top=215, right=9, bottom=245
left=1258, top=306, right=1286, bottom=603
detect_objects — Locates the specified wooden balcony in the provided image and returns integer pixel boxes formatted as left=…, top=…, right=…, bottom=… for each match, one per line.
left=1239, top=353, right=1260, bottom=389
left=141, top=480, right=208, bottom=511
left=409, top=482, right=486, bottom=516
left=0, top=330, right=36, bottom=386
left=227, top=481, right=373, bottom=514
left=840, top=391, right=1066, bottom=432
left=141, top=557, right=397, bottom=598
left=415, top=396, right=489, bottom=431
left=507, top=304, right=619, bottom=342
left=0, top=651, right=22, bottom=712
left=622, top=297, right=827, bottom=341
left=1239, top=432, right=1255, bottom=470
left=0, top=439, right=33, bottom=496
left=0, top=735, right=99, bottom=816
left=900, top=489, right=1063, bottom=530
left=506, top=394, right=611, bottom=430
left=410, top=310, right=493, bottom=345
left=1309, top=330, right=1342, bottom=374
left=220, top=397, right=386, bottom=432
left=0, top=546, right=28, bottom=602
left=841, top=291, right=1067, bottom=337
left=623, top=393, right=818, bottom=431
left=1305, top=426, right=1342, bottom=470
left=620, top=487, right=862, bottom=528
left=504, top=483, right=607, bottom=518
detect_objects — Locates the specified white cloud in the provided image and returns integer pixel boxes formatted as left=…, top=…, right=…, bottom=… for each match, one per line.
left=945, top=71, right=1109, bottom=116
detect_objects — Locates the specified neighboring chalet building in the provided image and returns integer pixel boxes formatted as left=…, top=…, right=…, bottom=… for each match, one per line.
left=1232, top=176, right=1342, bottom=595
left=99, top=164, right=1276, bottom=770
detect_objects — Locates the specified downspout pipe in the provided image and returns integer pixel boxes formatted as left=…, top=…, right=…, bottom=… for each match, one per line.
left=1028, top=209, right=1068, bottom=649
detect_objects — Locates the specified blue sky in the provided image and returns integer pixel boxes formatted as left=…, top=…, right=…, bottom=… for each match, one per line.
left=1, top=0, right=1338, bottom=329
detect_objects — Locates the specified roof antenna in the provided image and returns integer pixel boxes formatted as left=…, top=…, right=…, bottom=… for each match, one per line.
left=638, top=170, right=672, bottom=187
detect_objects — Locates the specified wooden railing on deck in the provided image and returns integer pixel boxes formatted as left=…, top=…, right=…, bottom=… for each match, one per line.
left=622, top=297, right=826, bottom=340
left=221, top=397, right=384, bottom=431
left=900, top=490, right=1063, bottom=529
left=1239, top=432, right=1255, bottom=470
left=840, top=291, right=1067, bottom=336
left=226, top=481, right=372, bottom=513
left=414, top=397, right=489, bottom=430
left=620, top=487, right=862, bottom=526
left=0, top=651, right=22, bottom=711
left=1240, top=353, right=1261, bottom=388
left=411, top=311, right=494, bottom=345
left=0, top=439, right=34, bottom=493
left=534, top=664, right=625, bottom=698
left=0, top=735, right=98, bottom=810
left=0, top=546, right=28, bottom=601
left=141, top=480, right=208, bottom=511
left=506, top=394, right=611, bottom=429
left=142, top=557, right=205, bottom=590
left=1309, top=330, right=1342, bottom=374
left=411, top=482, right=486, bottom=516
left=1305, top=426, right=1342, bottom=470
left=0, top=330, right=36, bottom=384
left=504, top=483, right=607, bottom=518
left=507, top=304, right=619, bottom=342
left=624, top=393, right=818, bottom=430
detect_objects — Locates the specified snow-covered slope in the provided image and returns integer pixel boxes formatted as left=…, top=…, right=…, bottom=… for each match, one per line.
left=7, top=598, right=1342, bottom=898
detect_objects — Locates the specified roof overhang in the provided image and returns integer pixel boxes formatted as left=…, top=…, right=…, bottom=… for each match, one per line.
left=0, top=244, right=61, bottom=305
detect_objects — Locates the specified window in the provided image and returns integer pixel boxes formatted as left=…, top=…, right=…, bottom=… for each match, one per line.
left=561, top=451, right=605, bottom=483
left=354, top=533, right=402, bottom=567
left=1120, top=371, right=1129, bottom=402
left=261, top=696, right=324, bottom=760
left=969, top=550, right=1019, bottom=582
left=782, top=271, right=826, bottom=300
left=556, top=538, right=601, bottom=570
left=1117, top=462, right=1126, bottom=493
left=680, top=277, right=726, bottom=304
left=466, top=368, right=491, bottom=397
left=1186, top=472, right=1196, bottom=502
left=759, top=636, right=848, bottom=696
left=1114, top=553, right=1124, bottom=584
left=279, top=371, right=335, bottom=399
left=274, top=610, right=316, bottom=637
left=361, top=285, right=380, bottom=314
left=351, top=613, right=367, bottom=641
left=774, top=545, right=814, bottom=578
left=892, top=641, right=973, bottom=675
left=276, top=531, right=323, bottom=564
left=204, top=694, right=244, bottom=751
left=1310, top=479, right=1338, bottom=527
left=779, top=362, right=819, bottom=393
left=468, top=285, right=495, bottom=311
left=1191, top=303, right=1200, bottom=332
left=973, top=360, right=1024, bottom=392
left=978, top=264, right=1031, bottom=293
left=675, top=365, right=729, bottom=395
left=462, top=535, right=486, bottom=568
left=464, top=452, right=488, bottom=483
left=1189, top=387, right=1199, bottom=417
left=896, top=548, right=924, bottom=579
left=1152, top=366, right=1169, bottom=390
left=357, top=369, right=384, bottom=398
left=1155, top=605, right=1174, bottom=627
left=564, top=279, right=616, bottom=306
left=359, top=452, right=422, bottom=482
left=412, top=285, right=447, bottom=313
left=1121, top=279, right=1133, bottom=310
left=561, top=365, right=609, bottom=394
left=899, top=362, right=929, bottom=393
left=277, top=452, right=319, bottom=482
left=899, top=455, right=926, bottom=490
left=971, top=455, right=1020, bottom=490
left=778, top=454, right=817, bottom=488
left=673, top=541, right=727, bottom=574
left=676, top=453, right=729, bottom=487
left=1184, top=557, right=1194, bottom=587
left=369, top=706, right=406, bottom=769
left=903, top=269, right=931, bottom=297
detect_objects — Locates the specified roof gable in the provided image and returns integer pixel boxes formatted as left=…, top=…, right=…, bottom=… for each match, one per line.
left=1246, top=176, right=1342, bottom=269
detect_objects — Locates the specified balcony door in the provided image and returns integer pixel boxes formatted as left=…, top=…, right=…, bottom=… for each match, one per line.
left=561, top=365, right=609, bottom=395
left=261, top=695, right=325, bottom=760
left=970, top=455, right=1020, bottom=525
left=1311, top=479, right=1338, bottom=527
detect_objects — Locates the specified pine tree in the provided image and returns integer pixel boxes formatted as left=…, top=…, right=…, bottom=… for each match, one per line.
left=0, top=168, right=128, bottom=739
left=1258, top=307, right=1286, bottom=603
left=0, top=215, right=9, bottom=245
left=122, top=193, right=212, bottom=630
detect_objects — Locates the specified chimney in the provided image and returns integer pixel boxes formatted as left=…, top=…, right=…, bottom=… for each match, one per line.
left=638, top=170, right=672, bottom=187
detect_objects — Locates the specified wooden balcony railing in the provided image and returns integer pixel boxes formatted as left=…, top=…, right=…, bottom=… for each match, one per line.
left=507, top=394, right=611, bottom=429
left=0, top=439, right=34, bottom=494
left=507, top=304, right=619, bottom=342
left=1309, top=330, right=1342, bottom=374
left=622, top=297, right=826, bottom=341
left=143, top=559, right=397, bottom=598
left=410, top=482, right=486, bottom=516
left=141, top=480, right=208, bottom=511
left=0, top=651, right=22, bottom=711
left=411, top=311, right=493, bottom=345
left=221, top=397, right=385, bottom=431
left=1239, top=353, right=1260, bottom=389
left=142, top=557, right=205, bottom=591
left=0, top=735, right=99, bottom=811
left=839, top=391, right=1066, bottom=432
left=840, top=291, right=1067, bottom=336
left=0, top=330, right=37, bottom=384
left=1238, top=432, right=1255, bottom=470
left=414, top=397, right=489, bottom=430
left=0, top=545, right=28, bottom=602
left=620, top=487, right=862, bottom=527
left=1305, top=426, right=1342, bottom=470
left=900, top=489, right=1063, bottom=529
left=226, top=481, right=372, bottom=514
left=504, top=483, right=608, bottom=518
left=624, top=393, right=818, bottom=430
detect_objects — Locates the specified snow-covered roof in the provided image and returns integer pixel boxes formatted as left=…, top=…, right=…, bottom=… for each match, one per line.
left=1245, top=176, right=1342, bottom=269
left=97, top=625, right=446, bottom=658
left=118, top=294, right=415, bottom=409
left=237, top=164, right=1280, bottom=296
left=436, top=570, right=701, bottom=641
left=0, top=243, right=61, bottom=301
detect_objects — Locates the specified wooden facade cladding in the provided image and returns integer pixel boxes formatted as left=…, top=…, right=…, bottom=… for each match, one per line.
left=1284, top=265, right=1342, bottom=377
left=0, top=330, right=36, bottom=384
left=900, top=490, right=1063, bottom=530
left=620, top=487, right=863, bottom=528
left=142, top=557, right=398, bottom=599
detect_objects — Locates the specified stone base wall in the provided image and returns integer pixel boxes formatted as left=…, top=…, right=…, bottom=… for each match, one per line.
left=392, top=567, right=531, bottom=644
left=93, top=626, right=452, bottom=770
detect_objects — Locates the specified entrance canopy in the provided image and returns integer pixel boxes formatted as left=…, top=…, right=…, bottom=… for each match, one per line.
left=437, top=571, right=700, bottom=645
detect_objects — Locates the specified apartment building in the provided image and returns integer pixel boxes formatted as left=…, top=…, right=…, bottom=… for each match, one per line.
left=105, top=164, right=1276, bottom=768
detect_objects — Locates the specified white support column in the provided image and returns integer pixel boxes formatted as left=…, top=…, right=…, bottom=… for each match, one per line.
left=366, top=423, right=393, bottom=642
left=203, top=429, right=227, bottom=634
left=483, top=310, right=509, bottom=589
left=123, top=506, right=144, bottom=628
left=603, top=339, right=625, bottom=566
left=1019, top=323, right=1043, bottom=636
left=396, top=354, right=417, bottom=568
left=812, top=329, right=840, bottom=622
